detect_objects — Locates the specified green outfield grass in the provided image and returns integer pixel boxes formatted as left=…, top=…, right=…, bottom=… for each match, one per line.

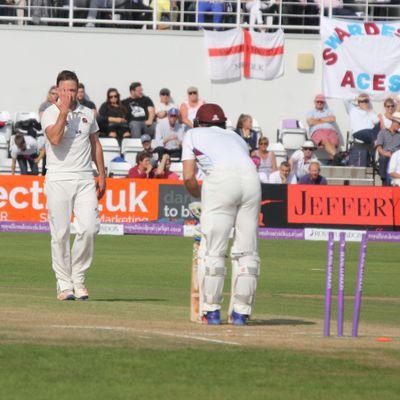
left=0, top=232, right=399, bottom=400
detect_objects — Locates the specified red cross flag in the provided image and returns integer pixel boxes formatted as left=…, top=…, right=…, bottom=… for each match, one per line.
left=204, top=28, right=284, bottom=81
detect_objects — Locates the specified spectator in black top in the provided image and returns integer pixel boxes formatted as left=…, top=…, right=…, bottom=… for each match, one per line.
left=122, top=82, right=156, bottom=138
left=235, top=113, right=258, bottom=153
left=77, top=83, right=97, bottom=116
left=98, top=88, right=130, bottom=145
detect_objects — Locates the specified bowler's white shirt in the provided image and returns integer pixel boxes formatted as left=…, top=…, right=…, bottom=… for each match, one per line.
left=182, top=126, right=255, bottom=175
left=268, top=170, right=297, bottom=184
left=41, top=102, right=98, bottom=181
left=388, top=149, right=400, bottom=186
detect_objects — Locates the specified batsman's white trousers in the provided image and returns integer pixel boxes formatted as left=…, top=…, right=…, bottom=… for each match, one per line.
left=45, top=179, right=100, bottom=292
left=198, top=167, right=261, bottom=316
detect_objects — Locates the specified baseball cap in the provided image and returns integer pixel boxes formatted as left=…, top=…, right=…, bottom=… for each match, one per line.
left=160, top=88, right=170, bottom=96
left=141, top=134, right=152, bottom=143
left=195, top=103, right=227, bottom=124
left=314, top=94, right=326, bottom=102
left=168, top=107, right=179, bottom=117
left=390, top=111, right=400, bottom=124
left=302, top=140, right=317, bottom=150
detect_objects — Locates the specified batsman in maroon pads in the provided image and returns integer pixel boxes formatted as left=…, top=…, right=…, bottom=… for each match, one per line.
left=182, top=103, right=261, bottom=325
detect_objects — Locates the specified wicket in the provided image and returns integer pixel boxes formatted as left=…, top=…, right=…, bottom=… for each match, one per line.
left=323, top=232, right=368, bottom=337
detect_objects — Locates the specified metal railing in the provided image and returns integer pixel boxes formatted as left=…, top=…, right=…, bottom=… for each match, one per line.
left=0, top=1, right=399, bottom=32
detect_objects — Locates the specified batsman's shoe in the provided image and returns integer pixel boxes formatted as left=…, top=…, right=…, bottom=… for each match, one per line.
left=75, top=288, right=89, bottom=301
left=231, top=311, right=249, bottom=326
left=201, top=310, right=221, bottom=325
left=57, top=290, right=75, bottom=301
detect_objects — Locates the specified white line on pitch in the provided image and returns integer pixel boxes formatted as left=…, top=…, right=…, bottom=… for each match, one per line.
left=50, top=325, right=241, bottom=346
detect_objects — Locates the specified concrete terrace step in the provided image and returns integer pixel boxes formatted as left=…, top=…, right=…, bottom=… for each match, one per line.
left=321, top=166, right=373, bottom=179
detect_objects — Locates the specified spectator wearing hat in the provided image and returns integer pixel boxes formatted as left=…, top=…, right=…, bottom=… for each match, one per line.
left=306, top=94, right=341, bottom=163
left=154, top=107, right=184, bottom=160
left=375, top=111, right=400, bottom=186
left=122, top=82, right=156, bottom=138
left=298, top=161, right=327, bottom=185
left=155, top=88, right=177, bottom=120
left=289, top=140, right=319, bottom=180
left=180, top=86, right=205, bottom=131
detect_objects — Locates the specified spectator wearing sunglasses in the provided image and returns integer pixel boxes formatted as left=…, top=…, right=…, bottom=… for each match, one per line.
left=252, top=136, right=277, bottom=181
left=345, top=93, right=380, bottom=144
left=98, top=88, right=130, bottom=145
left=180, top=86, right=205, bottom=131
left=379, top=98, right=397, bottom=130
left=155, top=88, right=177, bottom=121
left=306, top=94, right=340, bottom=163
left=289, top=140, right=318, bottom=180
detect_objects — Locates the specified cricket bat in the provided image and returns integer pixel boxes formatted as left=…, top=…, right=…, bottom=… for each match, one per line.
left=190, top=239, right=201, bottom=322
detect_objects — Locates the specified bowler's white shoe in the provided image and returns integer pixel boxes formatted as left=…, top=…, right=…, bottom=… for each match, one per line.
left=75, top=287, right=89, bottom=301
left=58, top=290, right=75, bottom=301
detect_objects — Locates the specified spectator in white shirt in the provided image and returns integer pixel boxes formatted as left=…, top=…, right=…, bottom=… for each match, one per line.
left=269, top=161, right=297, bottom=184
left=289, top=140, right=318, bottom=179
left=11, top=134, right=44, bottom=175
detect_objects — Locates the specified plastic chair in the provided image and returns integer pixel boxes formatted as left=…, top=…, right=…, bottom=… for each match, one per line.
left=277, top=119, right=308, bottom=151
left=107, top=161, right=132, bottom=178
left=121, top=138, right=143, bottom=165
left=0, top=111, right=13, bottom=142
left=268, top=142, right=287, bottom=166
left=99, top=137, right=121, bottom=168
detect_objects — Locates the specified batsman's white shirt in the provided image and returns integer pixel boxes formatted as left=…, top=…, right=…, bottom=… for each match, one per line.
left=182, top=126, right=255, bottom=173
left=41, top=102, right=98, bottom=181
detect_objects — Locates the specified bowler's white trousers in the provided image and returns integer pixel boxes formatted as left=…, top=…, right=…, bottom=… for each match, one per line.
left=198, top=167, right=261, bottom=316
left=45, top=179, right=100, bottom=293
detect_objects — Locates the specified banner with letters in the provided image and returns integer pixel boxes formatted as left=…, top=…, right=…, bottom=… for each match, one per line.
left=204, top=28, right=284, bottom=81
left=1, top=176, right=400, bottom=231
left=321, top=17, right=400, bottom=100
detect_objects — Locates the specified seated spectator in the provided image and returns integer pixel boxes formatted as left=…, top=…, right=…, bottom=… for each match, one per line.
left=154, top=107, right=184, bottom=160
left=156, top=154, right=180, bottom=180
left=345, top=93, right=380, bottom=144
left=77, top=83, right=97, bottom=115
left=180, top=86, right=205, bottom=131
left=98, top=88, right=130, bottom=145
left=86, top=0, right=109, bottom=27
left=298, top=161, right=327, bottom=185
left=388, top=149, right=400, bottom=186
left=155, top=88, right=177, bottom=121
left=268, top=161, right=297, bottom=184
left=140, top=134, right=159, bottom=164
left=252, top=136, right=277, bottom=181
left=289, top=140, right=318, bottom=179
left=152, top=0, right=177, bottom=26
left=379, top=97, right=396, bottom=130
left=11, top=134, right=45, bottom=175
left=198, top=0, right=224, bottom=27
left=122, top=82, right=156, bottom=138
left=235, top=113, right=259, bottom=153
left=39, top=86, right=58, bottom=118
left=245, top=0, right=278, bottom=31
left=0, top=0, right=16, bottom=19
left=306, top=94, right=340, bottom=163
left=313, top=0, right=356, bottom=17
left=127, top=150, right=166, bottom=179
left=375, top=111, right=400, bottom=186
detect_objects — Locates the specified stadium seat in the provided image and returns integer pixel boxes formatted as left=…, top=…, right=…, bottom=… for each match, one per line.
left=268, top=142, right=287, bottom=166
left=0, top=135, right=9, bottom=161
left=225, top=118, right=235, bottom=131
left=99, top=137, right=121, bottom=169
left=107, top=161, right=132, bottom=178
left=0, top=158, right=20, bottom=175
left=277, top=119, right=308, bottom=153
left=121, top=138, right=143, bottom=165
left=0, top=111, right=13, bottom=143
left=169, top=161, right=183, bottom=179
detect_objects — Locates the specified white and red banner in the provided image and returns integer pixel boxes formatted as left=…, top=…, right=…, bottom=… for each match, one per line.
left=204, top=28, right=284, bottom=81
left=321, top=17, right=400, bottom=100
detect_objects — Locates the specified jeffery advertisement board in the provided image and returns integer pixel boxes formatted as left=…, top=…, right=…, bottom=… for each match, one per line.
left=1, top=176, right=400, bottom=230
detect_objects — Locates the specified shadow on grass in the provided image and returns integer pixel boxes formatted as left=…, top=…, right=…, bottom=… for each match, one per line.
left=93, top=298, right=167, bottom=302
left=250, top=319, right=316, bottom=326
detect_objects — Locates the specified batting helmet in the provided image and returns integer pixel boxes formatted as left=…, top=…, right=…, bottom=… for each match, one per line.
left=195, top=103, right=227, bottom=125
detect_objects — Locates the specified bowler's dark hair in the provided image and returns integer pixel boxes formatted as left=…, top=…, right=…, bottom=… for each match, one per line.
left=57, top=70, right=79, bottom=86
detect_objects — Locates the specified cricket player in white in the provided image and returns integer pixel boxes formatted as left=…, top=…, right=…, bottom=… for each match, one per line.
left=41, top=70, right=106, bottom=301
left=182, top=103, right=261, bottom=325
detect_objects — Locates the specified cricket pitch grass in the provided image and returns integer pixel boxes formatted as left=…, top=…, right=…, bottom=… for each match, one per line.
left=1, top=232, right=399, bottom=400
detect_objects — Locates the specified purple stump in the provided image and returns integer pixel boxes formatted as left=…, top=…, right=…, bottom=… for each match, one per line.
left=351, top=234, right=368, bottom=337
left=337, top=232, right=346, bottom=337
left=323, top=232, right=335, bottom=337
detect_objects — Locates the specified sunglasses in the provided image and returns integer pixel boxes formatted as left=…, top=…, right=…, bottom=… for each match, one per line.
left=160, top=93, right=169, bottom=96
left=315, top=101, right=325, bottom=104
left=109, top=94, right=118, bottom=99
left=188, top=91, right=197, bottom=95
left=358, top=99, right=369, bottom=104
left=385, top=104, right=395, bottom=108
left=259, top=142, right=268, bottom=145
left=50, top=92, right=58, bottom=95
left=304, top=148, right=314, bottom=151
